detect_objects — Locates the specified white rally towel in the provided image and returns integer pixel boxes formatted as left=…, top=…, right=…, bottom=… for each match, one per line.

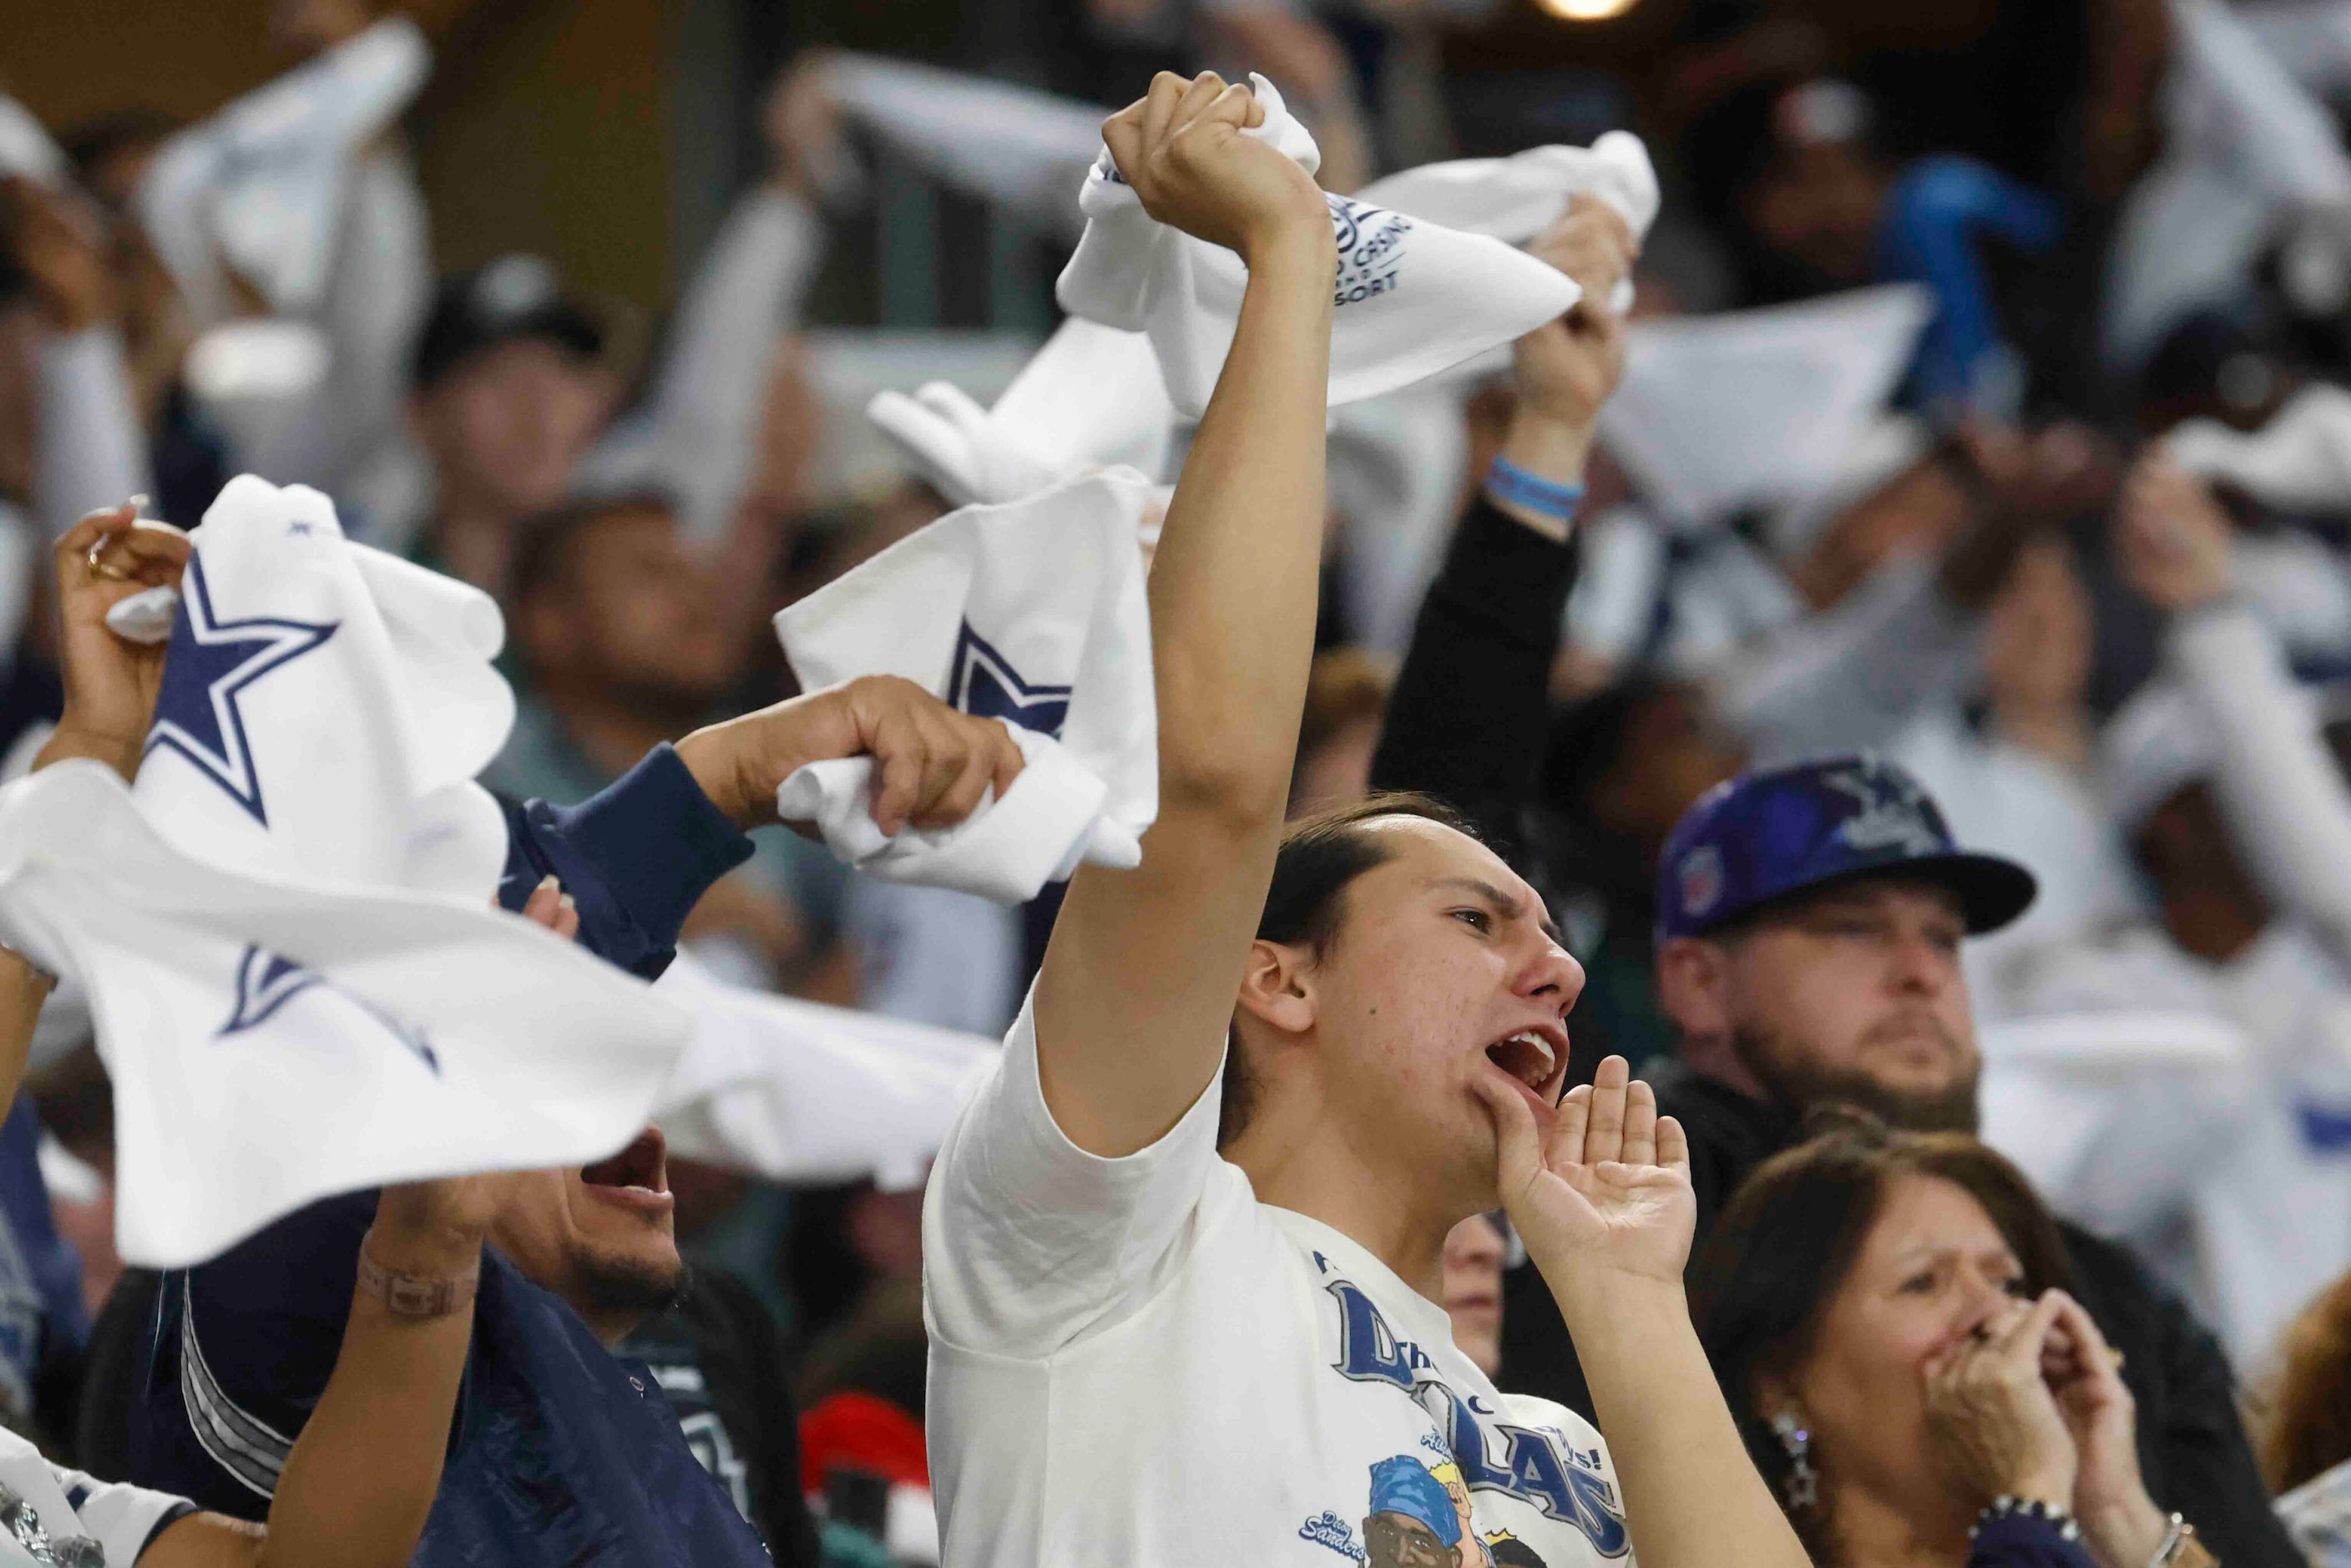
left=2168, top=382, right=2351, bottom=513
left=134, top=474, right=513, bottom=903
left=825, top=53, right=1107, bottom=240
left=866, top=316, right=1175, bottom=507
left=1054, top=74, right=1582, bottom=419
left=0, top=99, right=67, bottom=188
left=772, top=468, right=1156, bottom=903
left=1355, top=131, right=1661, bottom=313
left=652, top=952, right=995, bottom=1191
left=136, top=18, right=429, bottom=323
left=0, top=761, right=690, bottom=1268
left=1597, top=284, right=1934, bottom=533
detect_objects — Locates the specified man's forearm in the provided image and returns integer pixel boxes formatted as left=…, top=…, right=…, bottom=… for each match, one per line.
left=255, top=1217, right=480, bottom=1568
left=1149, top=230, right=1337, bottom=813
left=1550, top=1272, right=1812, bottom=1568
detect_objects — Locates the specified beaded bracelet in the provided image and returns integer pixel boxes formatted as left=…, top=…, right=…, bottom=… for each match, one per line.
left=1969, top=1495, right=2082, bottom=1543
left=1484, top=456, right=1586, bottom=524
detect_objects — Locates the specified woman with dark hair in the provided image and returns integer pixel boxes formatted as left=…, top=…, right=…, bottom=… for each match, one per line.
left=2261, top=1272, right=2351, bottom=1562
left=1693, top=1115, right=2217, bottom=1568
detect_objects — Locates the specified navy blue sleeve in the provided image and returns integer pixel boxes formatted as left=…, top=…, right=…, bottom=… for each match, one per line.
left=497, top=742, right=755, bottom=979
left=128, top=1192, right=379, bottom=1521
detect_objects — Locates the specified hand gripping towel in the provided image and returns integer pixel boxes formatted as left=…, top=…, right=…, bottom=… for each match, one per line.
left=1356, top=130, right=1660, bottom=312
left=133, top=474, right=514, bottom=903
left=771, top=468, right=1156, bottom=903
left=0, top=762, right=690, bottom=1268
left=1054, top=74, right=1582, bottom=419
left=136, top=18, right=429, bottom=323
left=651, top=952, right=995, bottom=1191
left=866, top=317, right=1175, bottom=507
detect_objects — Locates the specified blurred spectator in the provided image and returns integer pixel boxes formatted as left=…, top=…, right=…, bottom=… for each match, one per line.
left=404, top=263, right=616, bottom=598
left=1290, top=646, right=1393, bottom=815
left=1438, top=1211, right=1506, bottom=1381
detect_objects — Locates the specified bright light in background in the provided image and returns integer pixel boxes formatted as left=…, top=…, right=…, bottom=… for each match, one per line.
left=1534, top=0, right=1641, bottom=18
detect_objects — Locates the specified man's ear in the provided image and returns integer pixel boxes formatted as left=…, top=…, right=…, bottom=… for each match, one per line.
left=1655, top=934, right=1733, bottom=1040
left=1235, top=937, right=1317, bottom=1037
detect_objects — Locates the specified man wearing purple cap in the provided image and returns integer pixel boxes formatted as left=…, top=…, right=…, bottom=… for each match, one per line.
left=1371, top=500, right=2298, bottom=1564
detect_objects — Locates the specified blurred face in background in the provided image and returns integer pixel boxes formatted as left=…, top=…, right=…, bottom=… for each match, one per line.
left=0, top=301, right=36, bottom=504
left=411, top=337, right=614, bottom=525
left=1744, top=139, right=1888, bottom=289
left=1440, top=1211, right=1507, bottom=1376
left=1665, top=878, right=1980, bottom=1131
left=518, top=502, right=743, bottom=714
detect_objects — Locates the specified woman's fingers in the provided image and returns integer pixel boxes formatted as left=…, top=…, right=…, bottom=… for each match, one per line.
left=1139, top=70, right=1191, bottom=155
left=54, top=502, right=137, bottom=576
left=1168, top=70, right=1229, bottom=136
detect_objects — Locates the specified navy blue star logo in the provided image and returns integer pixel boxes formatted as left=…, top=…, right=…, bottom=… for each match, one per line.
left=948, top=622, right=1070, bottom=739
left=144, top=554, right=338, bottom=827
left=220, top=945, right=440, bottom=1075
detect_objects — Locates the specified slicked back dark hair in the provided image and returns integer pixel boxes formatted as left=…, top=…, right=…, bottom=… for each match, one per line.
left=1219, top=792, right=1483, bottom=1146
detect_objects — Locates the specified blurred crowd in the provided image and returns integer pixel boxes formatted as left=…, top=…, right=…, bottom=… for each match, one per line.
left=20, top=0, right=2351, bottom=1562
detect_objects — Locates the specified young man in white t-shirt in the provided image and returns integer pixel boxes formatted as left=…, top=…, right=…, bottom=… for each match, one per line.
left=923, top=71, right=1813, bottom=1568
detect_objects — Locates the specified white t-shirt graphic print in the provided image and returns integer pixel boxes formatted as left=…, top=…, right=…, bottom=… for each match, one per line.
left=925, top=997, right=1637, bottom=1567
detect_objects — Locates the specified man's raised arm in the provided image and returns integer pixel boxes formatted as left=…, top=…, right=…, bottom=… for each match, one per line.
left=1035, top=73, right=1336, bottom=1158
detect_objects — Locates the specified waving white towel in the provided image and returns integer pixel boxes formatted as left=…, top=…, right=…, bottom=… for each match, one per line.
left=0, top=99, right=66, bottom=188
left=133, top=474, right=513, bottom=902
left=0, top=762, right=690, bottom=1267
left=1054, top=74, right=1581, bottom=418
left=652, top=951, right=994, bottom=1191
left=773, top=468, right=1156, bottom=903
left=136, top=18, right=429, bottom=322
left=1356, top=131, right=1660, bottom=313
left=825, top=53, right=1107, bottom=240
left=1598, top=284, right=1934, bottom=533
left=866, top=317, right=1175, bottom=508
left=2168, top=383, right=2351, bottom=512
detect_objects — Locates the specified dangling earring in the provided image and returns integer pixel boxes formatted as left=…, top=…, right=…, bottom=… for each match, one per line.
left=1771, top=1411, right=1818, bottom=1510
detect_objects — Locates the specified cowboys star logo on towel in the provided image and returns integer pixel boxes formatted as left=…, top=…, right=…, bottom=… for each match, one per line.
left=1822, top=761, right=1944, bottom=857
left=948, top=622, right=1072, bottom=739
left=220, top=944, right=440, bottom=1075
left=144, top=555, right=338, bottom=827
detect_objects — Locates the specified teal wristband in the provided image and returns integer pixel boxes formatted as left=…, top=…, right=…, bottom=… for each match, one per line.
left=1485, top=457, right=1585, bottom=523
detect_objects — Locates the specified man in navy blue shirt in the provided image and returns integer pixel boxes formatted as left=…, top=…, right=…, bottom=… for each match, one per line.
left=128, top=676, right=1024, bottom=1566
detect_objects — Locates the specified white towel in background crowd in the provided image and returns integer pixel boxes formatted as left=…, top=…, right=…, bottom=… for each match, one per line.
left=1055, top=74, right=1581, bottom=418
left=133, top=475, right=514, bottom=903
left=137, top=17, right=429, bottom=324
left=0, top=99, right=66, bottom=187
left=824, top=53, right=1106, bottom=240
left=1597, top=285, right=1934, bottom=533
left=1357, top=131, right=1661, bottom=312
left=652, top=952, right=995, bottom=1191
left=2170, top=383, right=2351, bottom=512
left=866, top=318, right=1175, bottom=507
left=773, top=468, right=1156, bottom=904
left=0, top=762, right=690, bottom=1267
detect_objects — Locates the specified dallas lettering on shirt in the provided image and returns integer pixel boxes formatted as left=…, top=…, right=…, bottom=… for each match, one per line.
left=1327, top=195, right=1411, bottom=309
left=1314, top=1251, right=1630, bottom=1557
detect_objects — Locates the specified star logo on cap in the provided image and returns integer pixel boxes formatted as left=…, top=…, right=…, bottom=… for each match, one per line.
left=143, top=554, right=338, bottom=827
left=220, top=945, right=440, bottom=1075
left=1822, top=762, right=1942, bottom=857
left=948, top=622, right=1070, bottom=739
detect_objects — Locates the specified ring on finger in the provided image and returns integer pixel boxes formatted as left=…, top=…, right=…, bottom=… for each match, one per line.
left=84, top=540, right=134, bottom=582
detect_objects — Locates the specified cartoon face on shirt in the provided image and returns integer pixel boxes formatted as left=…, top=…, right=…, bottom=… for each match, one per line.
left=1364, top=1456, right=1468, bottom=1568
